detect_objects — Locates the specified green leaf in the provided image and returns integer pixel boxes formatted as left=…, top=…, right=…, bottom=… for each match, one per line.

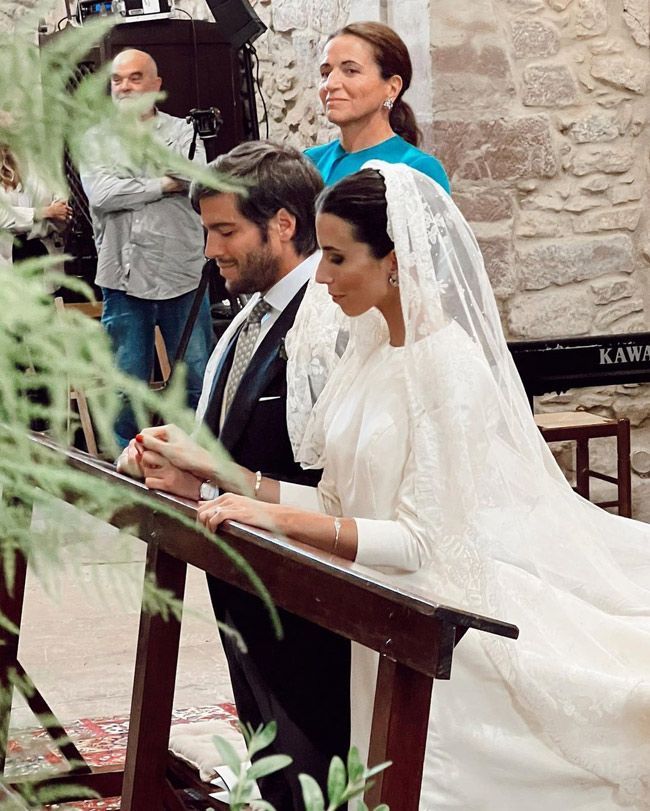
left=299, top=774, right=325, bottom=811
left=364, top=761, right=392, bottom=780
left=34, top=783, right=98, bottom=803
left=238, top=720, right=255, bottom=744
left=373, top=805, right=390, bottom=810
left=326, top=755, right=347, bottom=805
left=347, top=746, right=364, bottom=785
left=247, top=754, right=292, bottom=781
left=248, top=720, right=278, bottom=758
left=211, top=734, right=242, bottom=774
left=355, top=803, right=369, bottom=811
left=250, top=801, right=277, bottom=811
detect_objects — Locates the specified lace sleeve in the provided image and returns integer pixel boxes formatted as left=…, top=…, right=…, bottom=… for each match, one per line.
left=285, top=275, right=349, bottom=465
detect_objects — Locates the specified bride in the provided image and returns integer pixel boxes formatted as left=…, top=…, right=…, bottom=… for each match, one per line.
left=139, top=162, right=650, bottom=809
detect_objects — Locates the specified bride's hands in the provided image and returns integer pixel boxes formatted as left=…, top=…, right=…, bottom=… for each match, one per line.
left=197, top=493, right=284, bottom=535
left=137, top=424, right=217, bottom=480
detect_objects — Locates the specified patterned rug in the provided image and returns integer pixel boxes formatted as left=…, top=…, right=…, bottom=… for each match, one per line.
left=5, top=704, right=239, bottom=810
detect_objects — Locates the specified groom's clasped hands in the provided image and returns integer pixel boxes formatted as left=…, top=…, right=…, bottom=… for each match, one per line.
left=117, top=424, right=282, bottom=535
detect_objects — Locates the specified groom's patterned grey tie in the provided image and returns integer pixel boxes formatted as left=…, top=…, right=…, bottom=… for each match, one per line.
left=223, top=297, right=272, bottom=416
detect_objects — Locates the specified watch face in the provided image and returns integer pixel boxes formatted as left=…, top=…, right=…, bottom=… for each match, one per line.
left=200, top=481, right=216, bottom=501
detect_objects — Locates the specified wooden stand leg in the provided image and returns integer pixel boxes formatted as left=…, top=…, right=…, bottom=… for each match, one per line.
left=364, top=656, right=433, bottom=811
left=74, top=390, right=99, bottom=457
left=575, top=438, right=590, bottom=500
left=121, top=543, right=187, bottom=811
left=617, top=418, right=632, bottom=518
left=0, top=547, right=28, bottom=773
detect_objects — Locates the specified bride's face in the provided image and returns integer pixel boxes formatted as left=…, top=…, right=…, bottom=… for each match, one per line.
left=316, top=212, right=396, bottom=317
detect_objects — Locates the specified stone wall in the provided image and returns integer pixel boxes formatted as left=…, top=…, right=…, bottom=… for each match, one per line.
left=428, top=1, right=650, bottom=515
left=244, top=0, right=349, bottom=147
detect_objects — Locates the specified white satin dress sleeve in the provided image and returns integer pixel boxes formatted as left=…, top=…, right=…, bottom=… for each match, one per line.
left=281, top=341, right=427, bottom=571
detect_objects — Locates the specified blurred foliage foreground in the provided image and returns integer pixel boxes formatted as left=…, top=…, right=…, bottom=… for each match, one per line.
left=0, top=10, right=275, bottom=807
left=0, top=11, right=390, bottom=810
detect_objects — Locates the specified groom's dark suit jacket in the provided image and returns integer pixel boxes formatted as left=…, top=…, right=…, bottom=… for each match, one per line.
left=202, top=281, right=350, bottom=810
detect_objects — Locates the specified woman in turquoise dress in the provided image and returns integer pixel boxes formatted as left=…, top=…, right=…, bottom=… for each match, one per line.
left=305, top=21, right=450, bottom=192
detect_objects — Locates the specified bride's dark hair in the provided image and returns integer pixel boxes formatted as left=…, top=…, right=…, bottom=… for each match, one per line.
left=316, top=169, right=394, bottom=259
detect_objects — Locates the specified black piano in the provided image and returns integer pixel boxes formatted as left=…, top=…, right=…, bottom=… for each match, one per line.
left=508, top=331, right=650, bottom=402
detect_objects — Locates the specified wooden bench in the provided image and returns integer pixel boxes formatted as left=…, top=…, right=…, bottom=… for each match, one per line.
left=1, top=434, right=519, bottom=810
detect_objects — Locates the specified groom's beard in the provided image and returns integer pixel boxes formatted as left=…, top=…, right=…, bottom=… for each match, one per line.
left=222, top=244, right=281, bottom=296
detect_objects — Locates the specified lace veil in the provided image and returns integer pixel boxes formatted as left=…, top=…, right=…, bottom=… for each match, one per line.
left=287, top=160, right=650, bottom=805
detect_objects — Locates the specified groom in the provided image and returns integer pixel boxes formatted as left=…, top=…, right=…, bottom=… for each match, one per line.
left=119, top=141, right=350, bottom=809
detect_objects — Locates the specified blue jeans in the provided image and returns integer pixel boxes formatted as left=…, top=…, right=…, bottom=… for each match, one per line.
left=101, top=287, right=214, bottom=448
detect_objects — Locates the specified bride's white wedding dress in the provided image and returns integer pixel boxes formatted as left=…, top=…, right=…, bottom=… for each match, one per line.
left=282, top=162, right=650, bottom=810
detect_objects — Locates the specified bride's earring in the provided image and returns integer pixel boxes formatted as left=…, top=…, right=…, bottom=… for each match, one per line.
left=383, top=98, right=394, bottom=110
left=388, top=272, right=399, bottom=288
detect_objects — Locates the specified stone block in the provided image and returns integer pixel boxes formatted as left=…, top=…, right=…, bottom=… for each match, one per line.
left=268, top=96, right=287, bottom=123
left=435, top=42, right=510, bottom=78
left=505, top=0, right=546, bottom=8
left=517, top=234, right=634, bottom=289
left=454, top=190, right=513, bottom=222
left=567, top=144, right=635, bottom=175
left=590, top=277, right=636, bottom=304
left=271, top=0, right=308, bottom=32
left=564, top=195, right=604, bottom=212
left=623, top=0, right=650, bottom=47
left=516, top=212, right=564, bottom=238
left=570, top=390, right=615, bottom=409
left=593, top=296, right=644, bottom=329
left=274, top=67, right=295, bottom=93
left=591, top=55, right=649, bottom=94
left=573, top=206, right=641, bottom=233
left=285, top=96, right=318, bottom=128
left=476, top=235, right=516, bottom=299
left=580, top=175, right=610, bottom=192
left=511, top=19, right=560, bottom=58
left=523, top=191, right=565, bottom=211
left=642, top=232, right=650, bottom=264
left=522, top=64, right=578, bottom=107
left=575, top=0, right=608, bottom=38
left=291, top=31, right=321, bottom=88
left=547, top=0, right=574, bottom=9
left=507, top=288, right=593, bottom=338
left=432, top=116, right=557, bottom=182
left=431, top=72, right=517, bottom=113
left=609, top=183, right=643, bottom=205
left=310, top=0, right=346, bottom=33
left=565, top=114, right=619, bottom=143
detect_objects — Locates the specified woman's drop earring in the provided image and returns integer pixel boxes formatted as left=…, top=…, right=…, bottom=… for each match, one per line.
left=388, top=272, right=399, bottom=288
left=383, top=98, right=394, bottom=110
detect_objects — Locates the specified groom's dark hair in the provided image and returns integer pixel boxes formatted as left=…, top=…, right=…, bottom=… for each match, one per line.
left=316, top=169, right=394, bottom=259
left=190, top=140, right=323, bottom=256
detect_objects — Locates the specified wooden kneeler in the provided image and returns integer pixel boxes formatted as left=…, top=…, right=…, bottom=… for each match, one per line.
left=2, top=437, right=520, bottom=811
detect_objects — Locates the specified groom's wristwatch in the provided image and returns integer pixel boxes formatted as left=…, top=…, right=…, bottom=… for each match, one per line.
left=199, top=480, right=219, bottom=500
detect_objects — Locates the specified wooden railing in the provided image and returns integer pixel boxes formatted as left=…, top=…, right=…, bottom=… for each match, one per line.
left=1, top=435, right=519, bottom=810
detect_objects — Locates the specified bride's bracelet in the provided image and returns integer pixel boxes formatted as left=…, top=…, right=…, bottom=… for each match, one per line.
left=253, top=470, right=263, bottom=499
left=332, top=517, right=342, bottom=556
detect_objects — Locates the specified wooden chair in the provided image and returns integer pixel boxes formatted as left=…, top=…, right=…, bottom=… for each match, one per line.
left=54, top=298, right=172, bottom=455
left=534, top=410, right=632, bottom=517
left=54, top=297, right=102, bottom=456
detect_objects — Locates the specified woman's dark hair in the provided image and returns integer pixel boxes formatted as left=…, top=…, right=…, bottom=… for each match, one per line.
left=317, top=169, right=394, bottom=259
left=190, top=141, right=324, bottom=256
left=331, top=22, right=421, bottom=147
left=0, top=144, right=21, bottom=190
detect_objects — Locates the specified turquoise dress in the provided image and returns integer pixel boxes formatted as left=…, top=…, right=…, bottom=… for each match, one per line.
left=305, top=135, right=450, bottom=192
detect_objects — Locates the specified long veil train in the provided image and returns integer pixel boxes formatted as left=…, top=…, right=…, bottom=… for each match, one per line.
left=287, top=161, right=650, bottom=807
